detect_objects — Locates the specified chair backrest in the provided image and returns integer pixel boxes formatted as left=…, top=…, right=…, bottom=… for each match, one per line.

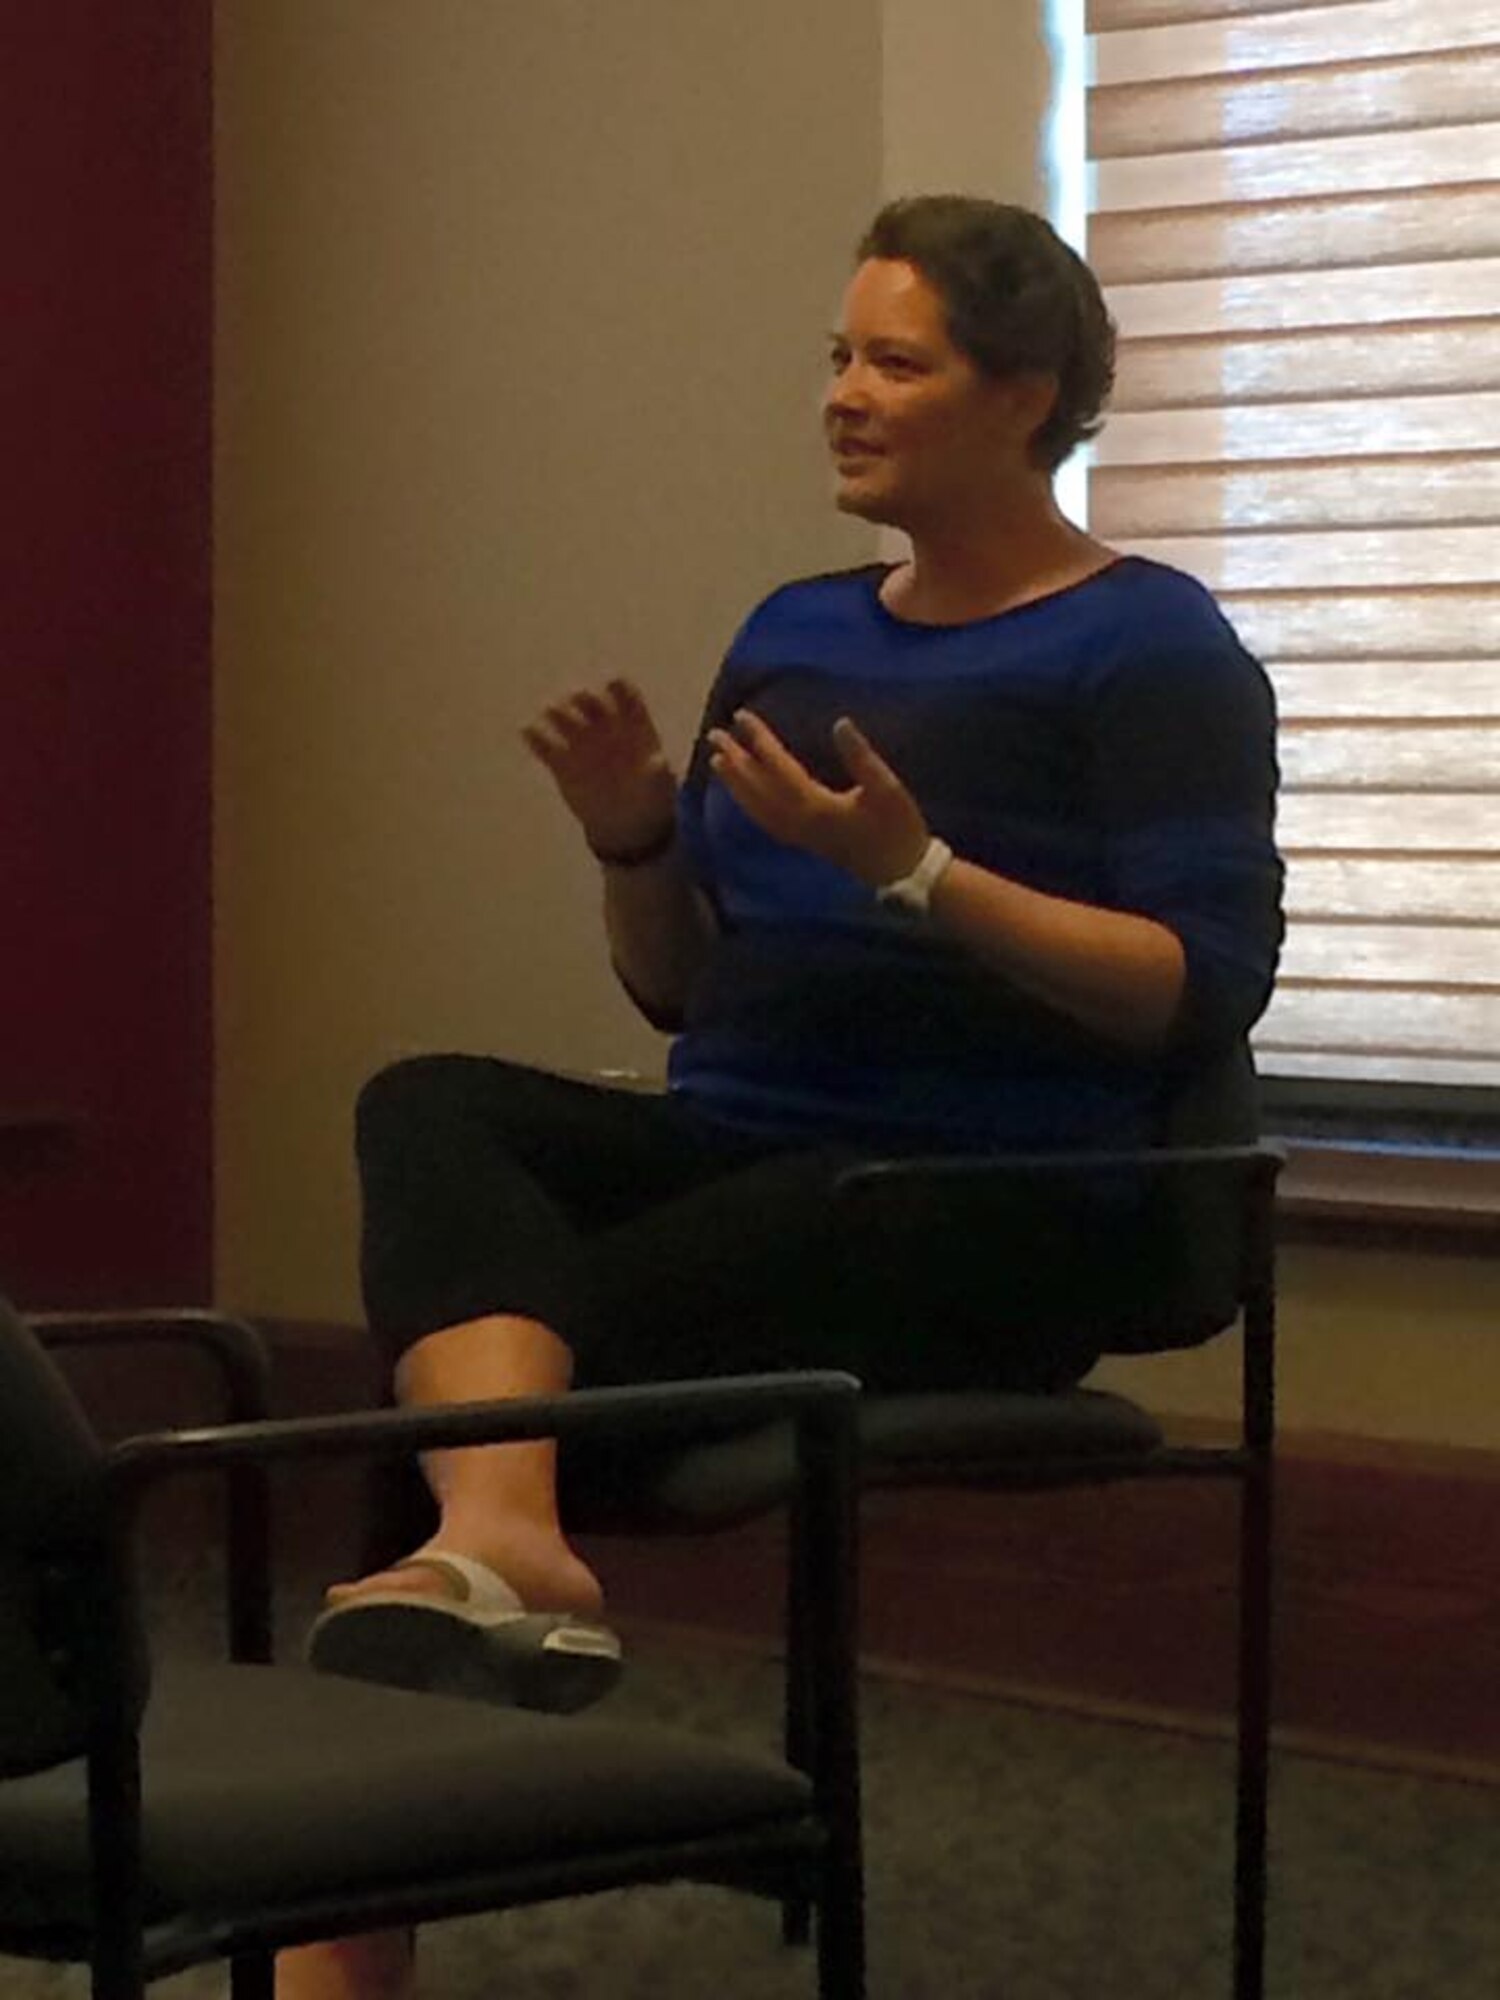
left=0, top=1297, right=149, bottom=1775
left=1102, top=1039, right=1263, bottom=1355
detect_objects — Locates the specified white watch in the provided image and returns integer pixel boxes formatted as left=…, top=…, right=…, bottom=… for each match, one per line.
left=875, top=836, right=954, bottom=915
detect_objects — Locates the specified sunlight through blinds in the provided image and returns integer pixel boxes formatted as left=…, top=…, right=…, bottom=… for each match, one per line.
left=1086, top=0, right=1500, bottom=1087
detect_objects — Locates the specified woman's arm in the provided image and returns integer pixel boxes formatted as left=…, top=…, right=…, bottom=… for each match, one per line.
left=707, top=708, right=1186, bottom=1051
left=925, top=861, right=1185, bottom=1049
left=523, top=678, right=717, bottom=1026
left=601, top=846, right=718, bottom=1027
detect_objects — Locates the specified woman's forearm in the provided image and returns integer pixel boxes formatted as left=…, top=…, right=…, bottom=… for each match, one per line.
left=602, top=847, right=718, bottom=1023
left=927, top=856, right=1186, bottom=1050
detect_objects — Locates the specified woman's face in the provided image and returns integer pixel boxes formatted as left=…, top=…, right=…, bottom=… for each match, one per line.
left=823, top=258, right=1054, bottom=531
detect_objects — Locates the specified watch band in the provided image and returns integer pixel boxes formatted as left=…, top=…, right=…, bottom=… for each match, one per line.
left=586, top=820, right=677, bottom=868
left=874, top=835, right=954, bottom=915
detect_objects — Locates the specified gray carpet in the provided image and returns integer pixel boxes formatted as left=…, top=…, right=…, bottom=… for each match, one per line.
left=7, top=1561, right=1500, bottom=1998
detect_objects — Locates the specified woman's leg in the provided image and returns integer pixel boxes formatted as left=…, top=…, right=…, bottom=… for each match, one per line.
left=326, top=1312, right=602, bottom=1617
left=330, top=1052, right=1111, bottom=1619
left=277, top=1932, right=414, bottom=2000
left=326, top=1055, right=807, bottom=1613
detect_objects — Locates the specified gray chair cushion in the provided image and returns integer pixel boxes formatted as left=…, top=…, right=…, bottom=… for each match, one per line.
left=592, top=1389, right=1164, bottom=1530
left=0, top=1664, right=812, bottom=1930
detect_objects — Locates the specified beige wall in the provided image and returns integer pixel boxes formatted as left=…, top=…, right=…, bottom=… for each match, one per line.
left=881, top=0, right=1052, bottom=204
left=1091, top=1241, right=1500, bottom=1452
left=215, top=0, right=881, bottom=1317
left=214, top=2, right=1500, bottom=1448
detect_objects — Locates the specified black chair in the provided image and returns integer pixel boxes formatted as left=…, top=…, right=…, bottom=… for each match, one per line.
left=567, top=1043, right=1282, bottom=2000
left=0, top=1300, right=865, bottom=2000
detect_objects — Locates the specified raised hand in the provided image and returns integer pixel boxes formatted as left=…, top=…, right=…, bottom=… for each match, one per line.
left=522, top=678, right=679, bottom=857
left=707, top=710, right=930, bottom=888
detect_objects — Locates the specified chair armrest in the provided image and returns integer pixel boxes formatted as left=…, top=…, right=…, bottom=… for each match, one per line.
left=26, top=1309, right=272, bottom=1425
left=834, top=1139, right=1284, bottom=1195
left=101, top=1371, right=859, bottom=1500
left=92, top=1373, right=860, bottom=1699
left=30, top=1312, right=275, bottom=1664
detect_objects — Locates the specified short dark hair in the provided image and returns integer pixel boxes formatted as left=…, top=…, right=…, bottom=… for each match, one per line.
left=857, top=195, right=1116, bottom=471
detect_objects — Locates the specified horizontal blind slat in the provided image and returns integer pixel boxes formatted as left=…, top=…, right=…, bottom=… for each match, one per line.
left=1254, top=1051, right=1500, bottom=1084
left=1089, top=0, right=1363, bottom=30
left=1096, top=123, right=1500, bottom=213
left=1224, top=589, right=1500, bottom=660
left=1114, top=319, right=1500, bottom=411
left=1093, top=0, right=1500, bottom=88
left=1094, top=459, right=1500, bottom=535
left=1280, top=923, right=1500, bottom=981
left=1098, top=393, right=1500, bottom=463
left=1109, top=259, right=1500, bottom=338
left=1120, top=525, right=1500, bottom=591
left=1255, top=985, right=1500, bottom=1057
left=1285, top=857, right=1500, bottom=920
left=1278, top=722, right=1500, bottom=789
left=1090, top=186, right=1500, bottom=283
left=1090, top=50, right=1500, bottom=159
left=1272, top=662, right=1500, bottom=722
left=1278, top=792, right=1500, bottom=848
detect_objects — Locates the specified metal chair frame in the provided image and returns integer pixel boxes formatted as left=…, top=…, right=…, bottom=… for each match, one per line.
left=8, top=1317, right=866, bottom=2000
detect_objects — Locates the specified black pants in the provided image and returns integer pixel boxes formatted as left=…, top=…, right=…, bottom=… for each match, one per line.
left=355, top=1055, right=1113, bottom=1558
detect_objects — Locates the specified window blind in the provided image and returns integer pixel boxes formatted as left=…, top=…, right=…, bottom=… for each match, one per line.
left=1085, top=0, right=1500, bottom=1089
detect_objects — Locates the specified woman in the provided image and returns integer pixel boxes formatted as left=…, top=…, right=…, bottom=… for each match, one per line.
left=280, top=194, right=1281, bottom=1998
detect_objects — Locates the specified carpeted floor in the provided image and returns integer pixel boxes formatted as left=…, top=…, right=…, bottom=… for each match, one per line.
left=9, top=1547, right=1500, bottom=2000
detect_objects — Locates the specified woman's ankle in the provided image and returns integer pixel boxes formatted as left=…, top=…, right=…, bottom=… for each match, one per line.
left=325, top=1530, right=605, bottom=1622
left=425, top=1521, right=606, bottom=1618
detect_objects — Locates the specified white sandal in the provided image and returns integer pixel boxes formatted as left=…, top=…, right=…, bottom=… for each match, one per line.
left=305, top=1550, right=623, bottom=1713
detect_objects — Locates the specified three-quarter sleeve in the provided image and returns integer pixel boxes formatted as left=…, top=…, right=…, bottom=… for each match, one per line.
left=1085, top=630, right=1285, bottom=1059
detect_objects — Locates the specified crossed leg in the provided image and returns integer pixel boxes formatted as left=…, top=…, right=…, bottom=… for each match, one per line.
left=277, top=1308, right=602, bottom=2000
left=324, top=1313, right=603, bottom=1618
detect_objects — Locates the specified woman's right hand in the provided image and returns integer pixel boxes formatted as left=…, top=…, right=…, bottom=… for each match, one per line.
left=521, top=678, right=679, bottom=857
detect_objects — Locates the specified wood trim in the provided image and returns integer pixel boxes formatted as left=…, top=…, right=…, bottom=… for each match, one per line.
left=1279, top=1139, right=1500, bottom=1233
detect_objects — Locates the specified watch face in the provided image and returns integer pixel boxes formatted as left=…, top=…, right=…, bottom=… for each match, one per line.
left=877, top=836, right=950, bottom=914
left=876, top=878, right=926, bottom=916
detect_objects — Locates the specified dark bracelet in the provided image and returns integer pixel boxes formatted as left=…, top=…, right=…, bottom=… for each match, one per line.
left=586, top=821, right=677, bottom=868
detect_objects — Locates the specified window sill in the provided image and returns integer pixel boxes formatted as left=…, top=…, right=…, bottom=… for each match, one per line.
left=1276, top=1137, right=1500, bottom=1247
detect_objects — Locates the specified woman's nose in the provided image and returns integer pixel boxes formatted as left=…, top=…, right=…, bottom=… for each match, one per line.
left=825, top=361, right=869, bottom=415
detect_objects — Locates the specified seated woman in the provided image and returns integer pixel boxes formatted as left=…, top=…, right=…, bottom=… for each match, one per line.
left=283, top=186, right=1283, bottom=2000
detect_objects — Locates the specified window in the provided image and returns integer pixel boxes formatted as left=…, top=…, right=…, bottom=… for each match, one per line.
left=1083, top=0, right=1500, bottom=1106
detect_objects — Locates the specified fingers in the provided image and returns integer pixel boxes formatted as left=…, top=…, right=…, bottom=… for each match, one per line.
left=710, top=709, right=821, bottom=794
left=520, top=716, right=567, bottom=768
left=832, top=715, right=898, bottom=789
left=520, top=679, right=655, bottom=766
left=605, top=677, right=652, bottom=726
left=707, top=710, right=837, bottom=855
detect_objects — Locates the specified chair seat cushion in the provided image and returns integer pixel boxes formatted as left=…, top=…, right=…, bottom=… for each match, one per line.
left=586, top=1389, right=1165, bottom=1530
left=0, top=1663, right=812, bottom=1932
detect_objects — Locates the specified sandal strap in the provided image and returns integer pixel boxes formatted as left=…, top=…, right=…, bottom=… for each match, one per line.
left=393, top=1550, right=525, bottom=1613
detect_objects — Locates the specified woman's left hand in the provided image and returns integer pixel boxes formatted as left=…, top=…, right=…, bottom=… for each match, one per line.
left=707, top=710, right=931, bottom=888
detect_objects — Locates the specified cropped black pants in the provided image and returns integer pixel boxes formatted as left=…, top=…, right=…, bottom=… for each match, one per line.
left=354, top=1054, right=1111, bottom=1557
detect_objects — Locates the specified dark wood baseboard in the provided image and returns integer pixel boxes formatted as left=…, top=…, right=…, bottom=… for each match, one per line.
left=65, top=1317, right=1500, bottom=1776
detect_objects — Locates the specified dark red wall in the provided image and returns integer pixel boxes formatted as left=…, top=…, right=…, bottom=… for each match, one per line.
left=2, top=8, right=213, bottom=1305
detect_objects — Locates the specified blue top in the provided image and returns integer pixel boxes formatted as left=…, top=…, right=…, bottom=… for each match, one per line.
left=659, top=557, right=1283, bottom=1153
